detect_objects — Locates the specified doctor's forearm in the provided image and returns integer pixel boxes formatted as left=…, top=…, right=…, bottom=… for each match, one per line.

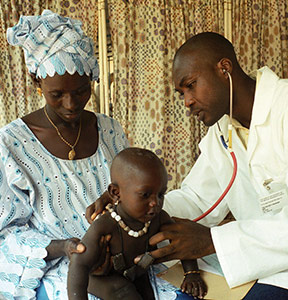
left=203, top=229, right=216, bottom=256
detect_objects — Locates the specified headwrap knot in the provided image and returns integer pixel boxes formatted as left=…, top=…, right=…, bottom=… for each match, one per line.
left=7, top=10, right=99, bottom=80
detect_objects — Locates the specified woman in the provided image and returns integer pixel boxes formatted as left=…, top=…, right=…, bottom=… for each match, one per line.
left=0, top=10, right=129, bottom=299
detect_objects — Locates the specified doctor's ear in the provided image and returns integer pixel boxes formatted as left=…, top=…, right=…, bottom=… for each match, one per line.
left=217, top=58, right=232, bottom=77
left=108, top=183, right=121, bottom=204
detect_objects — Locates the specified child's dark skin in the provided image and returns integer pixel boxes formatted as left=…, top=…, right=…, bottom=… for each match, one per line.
left=68, top=148, right=207, bottom=299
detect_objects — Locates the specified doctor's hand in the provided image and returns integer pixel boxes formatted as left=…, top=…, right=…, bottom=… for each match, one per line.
left=135, top=217, right=215, bottom=264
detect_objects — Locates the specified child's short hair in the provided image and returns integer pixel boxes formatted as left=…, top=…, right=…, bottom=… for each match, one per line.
left=110, top=147, right=166, bottom=181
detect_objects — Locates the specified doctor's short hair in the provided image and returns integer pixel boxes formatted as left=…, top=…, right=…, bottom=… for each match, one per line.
left=175, top=31, right=239, bottom=66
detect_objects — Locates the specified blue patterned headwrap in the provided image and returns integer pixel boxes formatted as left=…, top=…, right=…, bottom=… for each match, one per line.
left=6, top=10, right=99, bottom=81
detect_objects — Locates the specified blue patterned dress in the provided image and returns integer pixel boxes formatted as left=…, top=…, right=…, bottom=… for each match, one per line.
left=0, top=114, right=130, bottom=299
left=0, top=113, right=178, bottom=300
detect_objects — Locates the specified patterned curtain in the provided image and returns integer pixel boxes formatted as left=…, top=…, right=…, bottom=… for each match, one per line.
left=232, top=0, right=288, bottom=77
left=1, top=0, right=287, bottom=191
left=0, top=0, right=98, bottom=128
left=107, top=0, right=224, bottom=191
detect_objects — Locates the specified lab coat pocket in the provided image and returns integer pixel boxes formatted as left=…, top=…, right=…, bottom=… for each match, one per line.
left=258, top=175, right=288, bottom=215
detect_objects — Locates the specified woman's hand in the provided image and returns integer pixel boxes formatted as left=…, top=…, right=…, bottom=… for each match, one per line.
left=90, top=235, right=112, bottom=276
left=134, top=217, right=215, bottom=264
left=65, top=238, right=86, bottom=259
left=45, top=238, right=86, bottom=261
left=85, top=191, right=112, bottom=224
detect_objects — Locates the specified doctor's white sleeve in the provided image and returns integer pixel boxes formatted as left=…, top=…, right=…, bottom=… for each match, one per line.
left=211, top=206, right=288, bottom=288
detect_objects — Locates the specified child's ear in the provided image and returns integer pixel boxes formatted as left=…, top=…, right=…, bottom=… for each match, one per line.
left=108, top=183, right=121, bottom=204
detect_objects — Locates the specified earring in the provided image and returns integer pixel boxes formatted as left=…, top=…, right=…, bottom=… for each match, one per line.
left=37, top=87, right=42, bottom=96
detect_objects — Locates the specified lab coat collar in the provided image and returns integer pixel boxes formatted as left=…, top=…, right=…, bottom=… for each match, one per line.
left=250, top=66, right=279, bottom=126
left=247, top=67, right=279, bottom=164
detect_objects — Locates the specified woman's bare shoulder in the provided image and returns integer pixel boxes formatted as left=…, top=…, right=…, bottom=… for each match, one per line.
left=22, top=109, right=46, bottom=127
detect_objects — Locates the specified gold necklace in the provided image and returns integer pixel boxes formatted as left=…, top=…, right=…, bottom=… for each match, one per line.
left=43, top=106, right=82, bottom=160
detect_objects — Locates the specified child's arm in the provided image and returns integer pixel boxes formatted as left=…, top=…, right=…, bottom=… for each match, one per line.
left=159, top=211, right=207, bottom=299
left=67, top=214, right=112, bottom=300
left=180, top=259, right=207, bottom=299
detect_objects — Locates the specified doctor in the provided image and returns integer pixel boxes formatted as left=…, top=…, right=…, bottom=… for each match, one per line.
left=136, top=32, right=288, bottom=299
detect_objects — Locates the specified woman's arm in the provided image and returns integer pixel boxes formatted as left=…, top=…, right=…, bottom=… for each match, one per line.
left=45, top=238, right=86, bottom=261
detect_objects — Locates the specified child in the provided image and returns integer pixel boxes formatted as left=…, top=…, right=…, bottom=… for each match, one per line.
left=68, top=148, right=207, bottom=299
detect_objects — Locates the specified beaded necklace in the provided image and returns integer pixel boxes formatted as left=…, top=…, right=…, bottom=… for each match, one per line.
left=106, top=203, right=151, bottom=238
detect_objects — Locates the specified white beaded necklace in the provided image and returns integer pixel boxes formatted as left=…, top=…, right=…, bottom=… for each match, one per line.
left=106, top=203, right=151, bottom=238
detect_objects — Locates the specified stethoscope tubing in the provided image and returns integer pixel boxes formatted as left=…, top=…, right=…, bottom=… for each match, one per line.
left=192, top=144, right=237, bottom=222
left=192, top=70, right=237, bottom=222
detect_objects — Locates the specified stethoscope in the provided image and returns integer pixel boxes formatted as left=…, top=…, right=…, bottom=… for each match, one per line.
left=192, top=69, right=238, bottom=222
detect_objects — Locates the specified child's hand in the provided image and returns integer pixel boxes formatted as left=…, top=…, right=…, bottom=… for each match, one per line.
left=180, top=273, right=207, bottom=299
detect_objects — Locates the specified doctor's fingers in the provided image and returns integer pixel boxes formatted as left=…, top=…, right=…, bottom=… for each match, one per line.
left=160, top=218, right=194, bottom=235
left=148, top=244, right=178, bottom=264
left=149, top=229, right=179, bottom=247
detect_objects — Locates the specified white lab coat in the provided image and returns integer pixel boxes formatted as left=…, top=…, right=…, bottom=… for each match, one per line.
left=164, top=67, right=288, bottom=289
